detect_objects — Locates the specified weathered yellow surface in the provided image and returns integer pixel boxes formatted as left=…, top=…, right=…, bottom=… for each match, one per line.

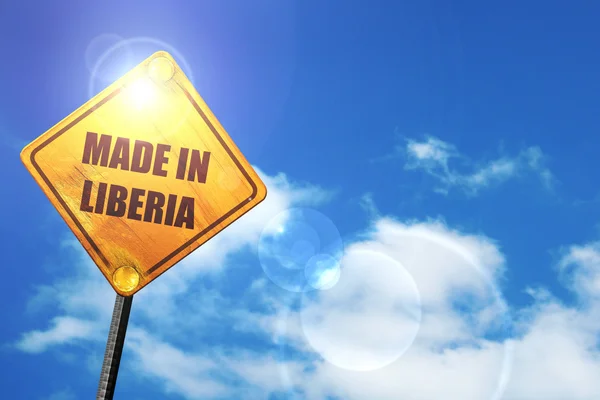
left=21, top=51, right=267, bottom=296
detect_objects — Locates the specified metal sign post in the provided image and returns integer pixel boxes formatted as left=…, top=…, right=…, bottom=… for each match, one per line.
left=96, top=294, right=134, bottom=400
left=20, top=50, right=268, bottom=398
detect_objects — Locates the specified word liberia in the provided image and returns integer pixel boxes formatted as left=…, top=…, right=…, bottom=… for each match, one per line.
left=78, top=131, right=211, bottom=230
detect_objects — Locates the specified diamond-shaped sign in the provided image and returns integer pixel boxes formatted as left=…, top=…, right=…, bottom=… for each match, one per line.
left=21, top=51, right=267, bottom=296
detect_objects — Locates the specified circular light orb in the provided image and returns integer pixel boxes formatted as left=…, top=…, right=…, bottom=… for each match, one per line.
left=304, top=254, right=341, bottom=290
left=300, top=248, right=422, bottom=371
left=258, top=208, right=344, bottom=293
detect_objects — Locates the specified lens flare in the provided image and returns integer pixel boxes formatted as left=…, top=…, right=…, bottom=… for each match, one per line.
left=125, top=77, right=156, bottom=110
left=300, top=248, right=422, bottom=371
left=304, top=254, right=341, bottom=290
left=258, top=208, right=344, bottom=292
left=148, top=56, right=175, bottom=82
left=87, top=36, right=195, bottom=101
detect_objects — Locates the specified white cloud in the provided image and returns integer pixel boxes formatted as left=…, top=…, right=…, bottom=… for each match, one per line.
left=402, top=136, right=555, bottom=195
left=250, top=219, right=600, bottom=400
left=127, top=329, right=230, bottom=399
left=14, top=170, right=600, bottom=400
left=504, top=303, right=600, bottom=399
left=358, top=192, right=380, bottom=219
left=16, top=316, right=101, bottom=354
left=254, top=218, right=514, bottom=399
left=13, top=169, right=333, bottom=397
left=245, top=218, right=600, bottom=400
left=558, top=242, right=600, bottom=301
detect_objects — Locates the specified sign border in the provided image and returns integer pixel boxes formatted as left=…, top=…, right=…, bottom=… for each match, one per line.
left=28, top=79, right=259, bottom=277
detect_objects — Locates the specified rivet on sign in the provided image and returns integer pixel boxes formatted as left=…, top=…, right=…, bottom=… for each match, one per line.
left=112, top=266, right=140, bottom=293
left=148, top=56, right=175, bottom=82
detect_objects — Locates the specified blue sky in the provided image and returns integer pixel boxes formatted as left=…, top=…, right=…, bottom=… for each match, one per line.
left=2, top=1, right=600, bottom=399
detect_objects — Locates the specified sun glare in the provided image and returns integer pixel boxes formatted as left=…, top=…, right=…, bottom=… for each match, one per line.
left=125, top=77, right=156, bottom=110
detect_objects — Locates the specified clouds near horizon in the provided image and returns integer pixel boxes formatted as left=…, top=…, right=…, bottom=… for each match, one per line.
left=11, top=167, right=600, bottom=399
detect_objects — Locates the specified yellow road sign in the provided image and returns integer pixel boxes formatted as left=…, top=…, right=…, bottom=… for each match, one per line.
left=21, top=51, right=267, bottom=296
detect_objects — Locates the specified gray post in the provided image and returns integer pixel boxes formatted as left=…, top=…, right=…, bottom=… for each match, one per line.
left=96, top=294, right=133, bottom=400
